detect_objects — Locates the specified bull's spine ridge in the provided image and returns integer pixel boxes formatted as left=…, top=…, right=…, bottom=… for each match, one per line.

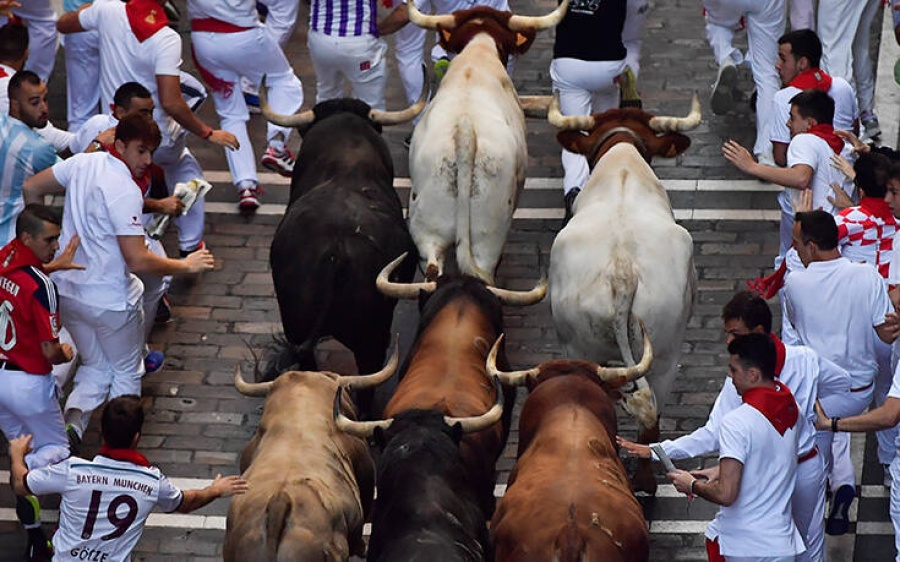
left=453, top=116, right=492, bottom=282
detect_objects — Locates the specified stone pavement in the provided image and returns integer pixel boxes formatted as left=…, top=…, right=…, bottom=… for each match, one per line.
left=0, top=0, right=896, bottom=560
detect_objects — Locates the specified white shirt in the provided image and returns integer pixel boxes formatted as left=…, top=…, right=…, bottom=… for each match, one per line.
left=78, top=2, right=183, bottom=146
left=785, top=257, right=893, bottom=388
left=71, top=114, right=118, bottom=154
left=888, top=234, right=900, bottom=285
left=27, top=455, right=183, bottom=562
left=0, top=62, right=16, bottom=114
left=188, top=0, right=261, bottom=29
left=769, top=79, right=859, bottom=144
left=706, top=401, right=805, bottom=557
left=659, top=343, right=829, bottom=461
left=778, top=133, right=854, bottom=217
left=50, top=152, right=146, bottom=311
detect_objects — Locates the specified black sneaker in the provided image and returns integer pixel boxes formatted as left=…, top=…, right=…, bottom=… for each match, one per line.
left=563, top=188, right=581, bottom=226
left=24, top=527, right=52, bottom=562
left=179, top=240, right=206, bottom=259
left=15, top=495, right=39, bottom=527
left=825, top=484, right=855, bottom=535
left=66, top=424, right=81, bottom=457
left=155, top=295, right=172, bottom=325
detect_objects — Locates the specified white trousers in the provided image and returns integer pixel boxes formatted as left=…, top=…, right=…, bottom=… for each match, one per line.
left=137, top=238, right=171, bottom=343
left=61, top=295, right=145, bottom=431
left=789, top=0, right=815, bottom=31
left=395, top=23, right=428, bottom=106
left=624, top=0, right=649, bottom=76
left=551, top=57, right=626, bottom=193
left=153, top=138, right=206, bottom=252
left=851, top=0, right=881, bottom=118
left=703, top=0, right=785, bottom=157
left=0, top=370, right=68, bottom=469
left=794, top=451, right=826, bottom=562
left=817, top=384, right=874, bottom=482
left=889, top=457, right=900, bottom=561
left=818, top=0, right=867, bottom=82
left=191, top=28, right=302, bottom=188
left=260, top=0, right=300, bottom=48
left=307, top=30, right=388, bottom=110
left=63, top=30, right=100, bottom=132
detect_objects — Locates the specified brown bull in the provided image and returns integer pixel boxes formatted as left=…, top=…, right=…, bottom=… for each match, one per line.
left=223, top=348, right=397, bottom=561
left=486, top=335, right=652, bottom=562
left=376, top=253, right=545, bottom=515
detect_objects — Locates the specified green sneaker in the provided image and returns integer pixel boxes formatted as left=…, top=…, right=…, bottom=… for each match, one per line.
left=24, top=527, right=53, bottom=562
left=434, top=57, right=450, bottom=82
left=895, top=58, right=900, bottom=86
left=15, top=495, right=40, bottom=527
left=618, top=65, right=642, bottom=109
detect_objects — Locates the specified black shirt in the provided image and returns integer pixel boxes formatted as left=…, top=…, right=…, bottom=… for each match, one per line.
left=553, top=0, right=627, bottom=61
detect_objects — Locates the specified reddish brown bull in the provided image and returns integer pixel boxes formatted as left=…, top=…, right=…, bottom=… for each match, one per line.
left=486, top=334, right=652, bottom=562
left=376, top=253, right=545, bottom=515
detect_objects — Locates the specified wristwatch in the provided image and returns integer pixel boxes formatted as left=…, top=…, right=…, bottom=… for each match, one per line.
left=90, top=139, right=104, bottom=152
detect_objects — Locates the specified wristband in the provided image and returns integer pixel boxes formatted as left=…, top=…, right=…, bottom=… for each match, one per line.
left=831, top=417, right=840, bottom=432
left=689, top=478, right=698, bottom=495
left=201, top=127, right=214, bottom=140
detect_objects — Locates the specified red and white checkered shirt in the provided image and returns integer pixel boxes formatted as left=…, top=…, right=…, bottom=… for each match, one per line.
left=835, top=197, right=897, bottom=279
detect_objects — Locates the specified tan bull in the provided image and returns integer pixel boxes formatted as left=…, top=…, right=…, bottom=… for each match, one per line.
left=223, top=347, right=398, bottom=561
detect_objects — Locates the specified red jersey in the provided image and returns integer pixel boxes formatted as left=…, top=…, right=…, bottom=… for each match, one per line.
left=0, top=239, right=60, bottom=374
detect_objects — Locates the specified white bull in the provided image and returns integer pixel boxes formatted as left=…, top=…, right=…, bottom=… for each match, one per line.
left=547, top=95, right=701, bottom=492
left=406, top=0, right=567, bottom=283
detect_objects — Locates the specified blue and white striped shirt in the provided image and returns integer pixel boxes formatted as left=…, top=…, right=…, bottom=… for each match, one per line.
left=310, top=0, right=378, bottom=37
left=0, top=115, right=59, bottom=245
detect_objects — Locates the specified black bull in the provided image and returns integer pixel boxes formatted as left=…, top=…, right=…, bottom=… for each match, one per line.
left=267, top=99, right=417, bottom=415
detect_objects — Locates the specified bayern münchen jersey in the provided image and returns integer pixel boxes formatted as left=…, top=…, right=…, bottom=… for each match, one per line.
left=27, top=455, right=183, bottom=562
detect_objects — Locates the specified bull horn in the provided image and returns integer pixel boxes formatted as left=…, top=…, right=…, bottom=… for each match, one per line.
left=444, top=376, right=505, bottom=433
left=487, top=277, right=547, bottom=306
left=338, top=336, right=400, bottom=390
left=333, top=387, right=394, bottom=437
left=508, top=0, right=569, bottom=31
left=486, top=334, right=539, bottom=386
left=595, top=320, right=653, bottom=385
left=547, top=91, right=595, bottom=131
left=376, top=252, right=437, bottom=300
left=648, top=93, right=702, bottom=132
left=260, top=75, right=316, bottom=128
left=370, top=65, right=429, bottom=125
left=407, top=0, right=456, bottom=30
left=234, top=364, right=274, bottom=397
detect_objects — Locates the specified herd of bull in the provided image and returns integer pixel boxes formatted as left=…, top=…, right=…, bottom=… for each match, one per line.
left=222, top=1, right=707, bottom=559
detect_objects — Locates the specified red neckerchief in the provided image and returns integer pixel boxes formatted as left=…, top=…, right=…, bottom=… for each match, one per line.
left=747, top=260, right=787, bottom=299
left=807, top=123, right=844, bottom=155
left=769, top=333, right=786, bottom=377
left=857, top=196, right=897, bottom=224
left=125, top=0, right=169, bottom=43
left=743, top=382, right=798, bottom=436
left=0, top=239, right=43, bottom=276
left=106, top=145, right=151, bottom=196
left=789, top=68, right=833, bottom=93
left=0, top=67, right=7, bottom=79
left=99, top=444, right=150, bottom=467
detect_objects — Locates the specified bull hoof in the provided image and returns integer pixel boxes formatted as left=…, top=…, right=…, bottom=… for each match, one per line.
left=632, top=461, right=658, bottom=495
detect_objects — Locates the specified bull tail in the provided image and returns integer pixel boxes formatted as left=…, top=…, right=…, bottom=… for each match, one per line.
left=453, top=116, right=493, bottom=283
left=264, top=489, right=292, bottom=561
left=551, top=504, right=586, bottom=562
left=610, top=253, right=640, bottom=367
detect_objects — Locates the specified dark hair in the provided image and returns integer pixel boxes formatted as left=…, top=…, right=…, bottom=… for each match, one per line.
left=889, top=161, right=900, bottom=182
left=854, top=152, right=891, bottom=198
left=727, top=333, right=776, bottom=381
left=115, top=113, right=161, bottom=148
left=722, top=290, right=772, bottom=333
left=778, top=29, right=822, bottom=68
left=7, top=69, right=40, bottom=103
left=789, top=89, right=834, bottom=125
left=15, top=204, right=61, bottom=238
left=101, top=395, right=144, bottom=448
left=795, top=210, right=839, bottom=250
left=0, top=22, right=28, bottom=62
left=113, top=82, right=152, bottom=111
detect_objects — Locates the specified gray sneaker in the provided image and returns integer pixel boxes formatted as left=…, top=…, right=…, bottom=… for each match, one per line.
left=862, top=115, right=881, bottom=141
left=710, top=60, right=738, bottom=115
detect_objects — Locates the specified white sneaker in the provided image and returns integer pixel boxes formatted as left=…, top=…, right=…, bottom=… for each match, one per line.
left=710, top=60, right=738, bottom=115
left=261, top=146, right=295, bottom=177
left=238, top=187, right=260, bottom=213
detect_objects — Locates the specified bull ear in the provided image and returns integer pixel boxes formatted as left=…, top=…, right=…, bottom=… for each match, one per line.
left=556, top=130, right=594, bottom=156
left=649, top=133, right=691, bottom=159
left=515, top=33, right=528, bottom=47
left=440, top=28, right=452, bottom=44
left=373, top=426, right=388, bottom=447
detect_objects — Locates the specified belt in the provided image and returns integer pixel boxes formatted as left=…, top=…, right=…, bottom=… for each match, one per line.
left=0, top=360, right=24, bottom=371
left=850, top=381, right=875, bottom=393
left=798, top=445, right=818, bottom=464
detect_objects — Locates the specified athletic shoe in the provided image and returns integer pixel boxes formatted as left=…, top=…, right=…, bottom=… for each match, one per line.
left=710, top=60, right=738, bottom=115
left=24, top=528, right=52, bottom=562
left=895, top=58, right=900, bottom=86
left=179, top=240, right=206, bottom=259
left=403, top=133, right=413, bottom=149
left=825, top=484, right=855, bottom=535
left=618, top=66, right=642, bottom=109
left=261, top=146, right=295, bottom=177
left=885, top=464, right=893, bottom=488
left=16, top=495, right=40, bottom=527
left=65, top=424, right=81, bottom=457
left=155, top=295, right=173, bottom=324
left=145, top=351, right=165, bottom=374
left=244, top=92, right=261, bottom=115
left=862, top=115, right=881, bottom=141
left=434, top=57, right=450, bottom=82
left=239, top=187, right=261, bottom=213
left=563, top=187, right=581, bottom=226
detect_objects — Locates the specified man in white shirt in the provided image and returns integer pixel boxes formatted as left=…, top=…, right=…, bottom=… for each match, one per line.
left=56, top=0, right=238, bottom=256
left=10, top=395, right=248, bottom=562
left=620, top=291, right=832, bottom=562
left=667, top=333, right=806, bottom=562
left=22, top=114, right=216, bottom=449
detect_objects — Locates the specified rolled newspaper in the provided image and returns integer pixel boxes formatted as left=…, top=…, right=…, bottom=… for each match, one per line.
left=146, top=179, right=213, bottom=240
